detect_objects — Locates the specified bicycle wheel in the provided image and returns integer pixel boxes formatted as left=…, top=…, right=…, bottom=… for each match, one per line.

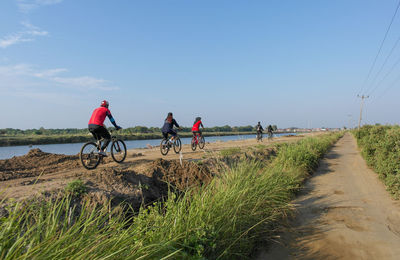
left=160, top=138, right=169, bottom=155
left=111, top=139, right=127, bottom=163
left=80, top=142, right=101, bottom=170
left=198, top=136, right=205, bottom=149
left=191, top=137, right=197, bottom=151
left=173, top=137, right=182, bottom=153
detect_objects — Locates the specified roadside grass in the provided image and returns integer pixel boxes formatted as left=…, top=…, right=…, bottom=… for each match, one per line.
left=354, top=125, right=400, bottom=199
left=220, top=147, right=241, bottom=157
left=0, top=133, right=341, bottom=259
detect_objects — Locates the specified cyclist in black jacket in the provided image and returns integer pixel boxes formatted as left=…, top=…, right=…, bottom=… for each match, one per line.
left=161, top=112, right=181, bottom=140
left=256, top=122, right=264, bottom=134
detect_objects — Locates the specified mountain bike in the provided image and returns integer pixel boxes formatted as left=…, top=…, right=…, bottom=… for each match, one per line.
left=160, top=130, right=182, bottom=155
left=80, top=130, right=127, bottom=170
left=191, top=132, right=205, bottom=151
left=267, top=132, right=273, bottom=140
left=256, top=132, right=263, bottom=142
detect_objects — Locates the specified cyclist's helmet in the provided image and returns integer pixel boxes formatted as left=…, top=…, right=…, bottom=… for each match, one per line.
left=101, top=100, right=109, bottom=108
left=168, top=112, right=173, bottom=117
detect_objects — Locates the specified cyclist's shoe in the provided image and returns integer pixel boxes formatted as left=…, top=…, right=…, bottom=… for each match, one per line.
left=99, top=151, right=107, bottom=157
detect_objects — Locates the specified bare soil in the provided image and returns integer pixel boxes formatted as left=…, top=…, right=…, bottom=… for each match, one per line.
left=256, top=133, right=400, bottom=260
left=0, top=134, right=299, bottom=209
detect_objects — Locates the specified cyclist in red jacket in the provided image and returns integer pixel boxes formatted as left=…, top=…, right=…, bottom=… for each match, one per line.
left=192, top=117, right=204, bottom=137
left=88, top=100, right=121, bottom=156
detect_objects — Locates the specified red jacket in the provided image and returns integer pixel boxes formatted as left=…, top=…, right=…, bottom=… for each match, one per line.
left=88, top=107, right=111, bottom=126
left=192, top=120, right=203, bottom=132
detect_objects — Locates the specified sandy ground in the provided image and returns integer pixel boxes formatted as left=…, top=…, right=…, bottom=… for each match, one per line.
left=0, top=134, right=303, bottom=201
left=256, top=133, right=400, bottom=260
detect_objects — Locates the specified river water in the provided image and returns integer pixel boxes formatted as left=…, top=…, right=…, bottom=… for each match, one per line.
left=0, top=133, right=295, bottom=160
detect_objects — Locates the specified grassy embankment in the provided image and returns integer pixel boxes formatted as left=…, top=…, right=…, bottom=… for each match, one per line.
left=0, top=131, right=255, bottom=147
left=0, top=133, right=341, bottom=259
left=354, top=125, right=400, bottom=199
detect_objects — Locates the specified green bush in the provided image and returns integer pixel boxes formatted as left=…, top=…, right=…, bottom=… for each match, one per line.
left=354, top=125, right=400, bottom=199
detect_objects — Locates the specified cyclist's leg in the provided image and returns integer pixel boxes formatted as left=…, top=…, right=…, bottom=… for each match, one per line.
left=169, top=129, right=177, bottom=141
left=89, top=125, right=102, bottom=145
left=162, top=132, right=168, bottom=139
left=98, top=126, right=111, bottom=150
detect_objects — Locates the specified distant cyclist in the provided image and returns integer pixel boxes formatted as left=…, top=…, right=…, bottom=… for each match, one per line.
left=267, top=124, right=274, bottom=139
left=192, top=117, right=204, bottom=137
left=161, top=112, right=181, bottom=141
left=256, top=122, right=264, bottom=134
left=256, top=122, right=264, bottom=141
left=88, top=100, right=121, bottom=156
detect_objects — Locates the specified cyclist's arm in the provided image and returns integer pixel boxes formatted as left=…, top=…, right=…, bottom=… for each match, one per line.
left=107, top=111, right=119, bottom=128
left=200, top=122, right=204, bottom=128
left=173, top=119, right=180, bottom=128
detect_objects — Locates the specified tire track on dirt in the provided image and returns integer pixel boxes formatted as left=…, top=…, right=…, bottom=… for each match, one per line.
left=257, top=133, right=400, bottom=260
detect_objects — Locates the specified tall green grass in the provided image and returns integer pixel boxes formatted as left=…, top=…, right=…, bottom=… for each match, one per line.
left=354, top=125, right=400, bottom=199
left=0, top=133, right=341, bottom=259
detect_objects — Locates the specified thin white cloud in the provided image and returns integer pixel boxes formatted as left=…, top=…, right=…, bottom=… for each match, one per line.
left=0, top=21, right=48, bottom=48
left=33, top=68, right=68, bottom=78
left=0, top=63, right=118, bottom=91
left=16, top=0, right=63, bottom=13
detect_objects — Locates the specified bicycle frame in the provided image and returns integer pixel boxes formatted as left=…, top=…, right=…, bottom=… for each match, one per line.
left=193, top=132, right=202, bottom=144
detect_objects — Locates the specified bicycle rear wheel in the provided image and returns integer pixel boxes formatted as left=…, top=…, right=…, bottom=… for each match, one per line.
left=160, top=138, right=169, bottom=155
left=111, top=139, right=127, bottom=163
left=191, top=137, right=197, bottom=151
left=198, top=136, right=205, bottom=149
left=173, top=137, right=182, bottom=153
left=80, top=142, right=101, bottom=170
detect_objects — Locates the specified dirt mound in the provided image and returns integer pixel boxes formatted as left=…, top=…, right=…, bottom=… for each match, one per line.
left=0, top=148, right=80, bottom=181
left=145, top=159, right=213, bottom=190
left=77, top=159, right=213, bottom=210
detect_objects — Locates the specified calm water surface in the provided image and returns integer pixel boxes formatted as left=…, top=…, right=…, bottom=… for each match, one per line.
left=0, top=133, right=295, bottom=160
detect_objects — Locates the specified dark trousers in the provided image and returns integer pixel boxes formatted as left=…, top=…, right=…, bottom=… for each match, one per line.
left=88, top=124, right=111, bottom=150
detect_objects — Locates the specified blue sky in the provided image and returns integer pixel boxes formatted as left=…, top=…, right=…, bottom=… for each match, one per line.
left=1, top=0, right=399, bottom=129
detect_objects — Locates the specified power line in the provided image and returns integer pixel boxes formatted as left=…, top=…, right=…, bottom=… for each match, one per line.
left=358, top=0, right=400, bottom=95
left=367, top=47, right=400, bottom=96
left=365, top=32, right=400, bottom=95
left=372, top=71, right=400, bottom=102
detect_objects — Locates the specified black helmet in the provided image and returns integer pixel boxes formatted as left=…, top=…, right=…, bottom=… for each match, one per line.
left=167, top=112, right=173, bottom=117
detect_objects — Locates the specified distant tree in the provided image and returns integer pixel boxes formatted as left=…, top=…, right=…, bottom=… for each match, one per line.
left=272, top=125, right=278, bottom=131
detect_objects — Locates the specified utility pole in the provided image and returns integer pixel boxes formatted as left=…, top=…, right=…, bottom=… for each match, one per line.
left=357, top=95, right=369, bottom=130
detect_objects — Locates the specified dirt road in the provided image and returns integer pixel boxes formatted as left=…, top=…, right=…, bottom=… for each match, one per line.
left=257, top=133, right=400, bottom=259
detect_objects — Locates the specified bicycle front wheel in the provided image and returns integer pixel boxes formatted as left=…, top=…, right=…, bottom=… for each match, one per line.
left=174, top=137, right=182, bottom=153
left=80, top=142, right=101, bottom=170
left=111, top=139, right=127, bottom=163
left=160, top=139, right=169, bottom=155
left=191, top=137, right=197, bottom=151
left=198, top=136, right=205, bottom=149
